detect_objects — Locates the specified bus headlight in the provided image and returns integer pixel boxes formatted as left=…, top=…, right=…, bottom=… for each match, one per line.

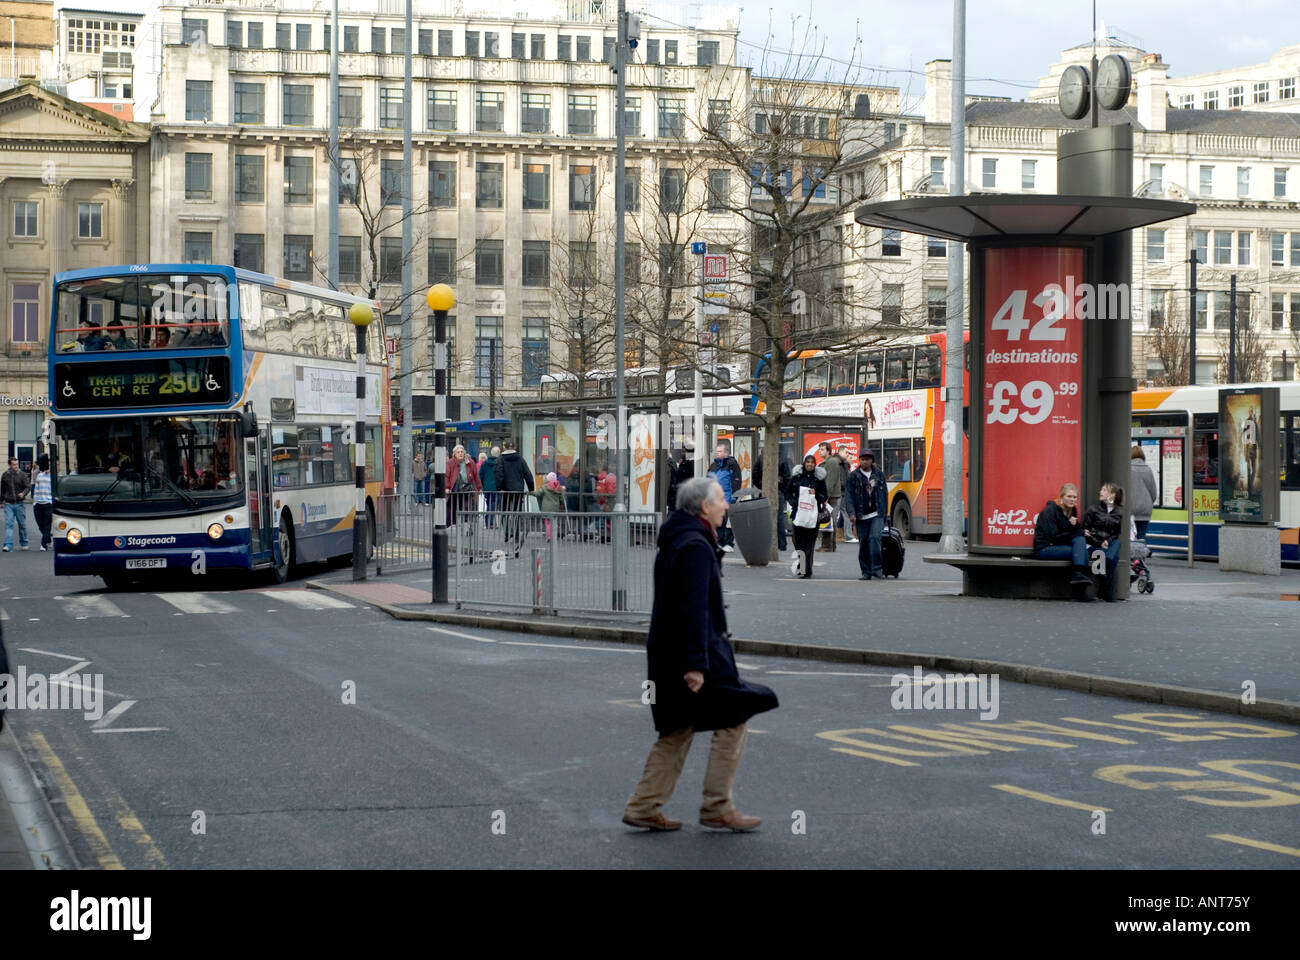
left=207, top=523, right=225, bottom=541
left=66, top=528, right=82, bottom=545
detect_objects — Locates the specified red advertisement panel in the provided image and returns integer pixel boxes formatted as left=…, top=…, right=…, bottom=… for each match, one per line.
left=981, top=247, right=1084, bottom=547
left=804, top=432, right=860, bottom=468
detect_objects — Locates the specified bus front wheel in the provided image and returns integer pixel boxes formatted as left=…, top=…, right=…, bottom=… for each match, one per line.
left=891, top=499, right=911, bottom=541
left=273, top=514, right=295, bottom=583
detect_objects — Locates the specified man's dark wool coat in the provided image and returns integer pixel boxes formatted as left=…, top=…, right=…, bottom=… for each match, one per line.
left=646, top=510, right=778, bottom=734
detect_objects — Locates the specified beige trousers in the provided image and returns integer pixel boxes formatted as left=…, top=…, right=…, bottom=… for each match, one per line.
left=624, top=724, right=749, bottom=820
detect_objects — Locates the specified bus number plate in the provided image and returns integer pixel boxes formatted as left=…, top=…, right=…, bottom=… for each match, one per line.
left=125, top=558, right=167, bottom=570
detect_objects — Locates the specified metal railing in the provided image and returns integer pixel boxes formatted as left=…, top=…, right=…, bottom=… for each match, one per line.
left=452, top=507, right=660, bottom=616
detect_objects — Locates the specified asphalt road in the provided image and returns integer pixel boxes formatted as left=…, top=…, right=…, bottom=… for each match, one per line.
left=2, top=548, right=1298, bottom=869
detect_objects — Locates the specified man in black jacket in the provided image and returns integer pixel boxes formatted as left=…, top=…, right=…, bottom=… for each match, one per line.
left=846, top=452, right=888, bottom=579
left=1, top=458, right=30, bottom=552
left=494, top=441, right=534, bottom=550
left=624, top=477, right=777, bottom=833
left=665, top=440, right=695, bottom=511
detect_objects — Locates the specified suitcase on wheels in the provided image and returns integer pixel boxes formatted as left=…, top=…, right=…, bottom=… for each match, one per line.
left=880, top=524, right=905, bottom=578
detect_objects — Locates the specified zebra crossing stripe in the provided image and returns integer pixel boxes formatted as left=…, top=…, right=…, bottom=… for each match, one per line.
left=53, top=595, right=129, bottom=619
left=257, top=590, right=354, bottom=610
left=152, top=593, right=239, bottom=615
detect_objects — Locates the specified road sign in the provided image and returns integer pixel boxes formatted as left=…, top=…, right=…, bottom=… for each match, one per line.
left=691, top=241, right=707, bottom=255
left=703, top=254, right=728, bottom=315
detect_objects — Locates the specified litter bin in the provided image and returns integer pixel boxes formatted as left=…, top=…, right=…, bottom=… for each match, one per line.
left=728, top=487, right=772, bottom=566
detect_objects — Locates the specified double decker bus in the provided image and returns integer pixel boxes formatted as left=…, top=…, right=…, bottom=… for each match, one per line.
left=1133, top=382, right=1300, bottom=563
left=48, top=264, right=393, bottom=587
left=754, top=332, right=969, bottom=539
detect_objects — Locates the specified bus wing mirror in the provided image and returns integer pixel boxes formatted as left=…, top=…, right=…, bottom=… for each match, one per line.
left=241, top=405, right=258, bottom=437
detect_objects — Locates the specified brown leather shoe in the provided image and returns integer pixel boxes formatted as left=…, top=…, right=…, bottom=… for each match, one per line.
left=622, top=812, right=683, bottom=831
left=699, top=810, right=761, bottom=832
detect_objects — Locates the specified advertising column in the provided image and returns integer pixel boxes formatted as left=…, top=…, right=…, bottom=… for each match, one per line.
left=979, top=247, right=1085, bottom=548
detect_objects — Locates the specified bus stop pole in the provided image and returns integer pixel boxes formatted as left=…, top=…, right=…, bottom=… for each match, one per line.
left=427, top=285, right=456, bottom=602
left=940, top=0, right=966, bottom=555
left=349, top=302, right=374, bottom=581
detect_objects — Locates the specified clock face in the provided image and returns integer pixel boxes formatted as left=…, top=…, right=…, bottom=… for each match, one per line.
left=1058, top=64, right=1090, bottom=120
left=1095, top=54, right=1132, bottom=112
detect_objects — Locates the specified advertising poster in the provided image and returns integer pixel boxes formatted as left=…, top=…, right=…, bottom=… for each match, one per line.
left=980, top=247, right=1084, bottom=547
left=805, top=432, right=860, bottom=467
left=1159, top=438, right=1183, bottom=509
left=628, top=414, right=656, bottom=511
left=1218, top=390, right=1263, bottom=522
left=732, top=435, right=753, bottom=490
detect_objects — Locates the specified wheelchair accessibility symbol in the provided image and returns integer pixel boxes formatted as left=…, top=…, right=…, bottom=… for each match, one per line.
left=62, top=381, right=76, bottom=397
left=206, top=374, right=220, bottom=391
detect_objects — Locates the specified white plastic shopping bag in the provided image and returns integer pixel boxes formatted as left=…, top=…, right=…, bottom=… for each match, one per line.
left=793, top=486, right=818, bottom=528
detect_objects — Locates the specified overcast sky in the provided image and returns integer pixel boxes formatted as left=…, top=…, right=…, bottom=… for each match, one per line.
left=732, top=0, right=1297, bottom=108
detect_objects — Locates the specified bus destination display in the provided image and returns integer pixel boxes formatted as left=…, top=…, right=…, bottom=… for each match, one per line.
left=54, top=357, right=231, bottom=410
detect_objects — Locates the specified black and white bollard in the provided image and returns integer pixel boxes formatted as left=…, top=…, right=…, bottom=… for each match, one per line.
left=426, top=284, right=456, bottom=602
left=349, top=301, right=375, bottom=581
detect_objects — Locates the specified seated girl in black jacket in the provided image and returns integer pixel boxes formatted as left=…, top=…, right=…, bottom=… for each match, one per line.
left=1083, top=482, right=1125, bottom=601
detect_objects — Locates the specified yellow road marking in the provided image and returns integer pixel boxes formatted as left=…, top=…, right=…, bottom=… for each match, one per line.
left=27, top=730, right=122, bottom=870
left=992, top=784, right=1112, bottom=812
left=102, top=788, right=168, bottom=870
left=829, top=747, right=918, bottom=767
left=1208, top=834, right=1300, bottom=859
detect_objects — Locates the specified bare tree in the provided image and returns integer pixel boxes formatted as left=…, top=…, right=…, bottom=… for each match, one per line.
left=1216, top=298, right=1270, bottom=383
left=1144, top=298, right=1191, bottom=386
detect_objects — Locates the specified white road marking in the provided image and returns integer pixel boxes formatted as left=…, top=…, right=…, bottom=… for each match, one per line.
left=767, top=670, right=896, bottom=677
left=0, top=608, right=7, bottom=621
left=49, top=660, right=92, bottom=681
left=53, top=595, right=129, bottom=619
left=91, top=700, right=137, bottom=730
left=18, top=648, right=91, bottom=662
left=426, top=625, right=641, bottom=654
left=92, top=727, right=170, bottom=734
left=259, top=590, right=354, bottom=610
left=153, top=592, right=240, bottom=615
left=428, top=626, right=496, bottom=642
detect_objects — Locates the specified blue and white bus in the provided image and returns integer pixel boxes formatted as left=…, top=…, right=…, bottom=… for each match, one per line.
left=48, top=264, right=393, bottom=587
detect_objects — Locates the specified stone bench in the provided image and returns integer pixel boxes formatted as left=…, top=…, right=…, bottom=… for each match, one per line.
left=924, top=552, right=1080, bottom=600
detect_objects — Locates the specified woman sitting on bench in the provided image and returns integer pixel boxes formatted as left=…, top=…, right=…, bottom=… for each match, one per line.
left=1083, top=482, right=1125, bottom=602
left=1033, top=482, right=1093, bottom=597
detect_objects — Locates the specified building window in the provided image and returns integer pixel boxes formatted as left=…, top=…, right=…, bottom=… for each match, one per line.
left=522, top=162, right=550, bottom=210
left=1238, top=231, right=1251, bottom=266
left=184, top=153, right=213, bottom=201
left=181, top=18, right=208, bottom=45
left=576, top=36, right=590, bottom=61
left=247, top=22, right=262, bottom=48
left=183, top=231, right=212, bottom=264
left=1148, top=289, right=1168, bottom=328
left=343, top=25, right=358, bottom=52
left=1237, top=166, right=1250, bottom=198
left=339, top=158, right=359, bottom=204
left=1200, top=165, right=1213, bottom=196
left=295, top=23, right=311, bottom=50
left=1146, top=228, right=1165, bottom=262
left=926, top=286, right=946, bottom=324
left=234, top=234, right=264, bottom=272
left=77, top=203, right=103, bottom=239
left=380, top=236, right=403, bottom=284
left=227, top=21, right=243, bottom=48
left=531, top=34, right=545, bottom=59
left=1149, top=163, right=1163, bottom=194
left=283, top=235, right=313, bottom=282
left=283, top=84, right=313, bottom=125
left=476, top=162, right=503, bottom=209
left=664, top=40, right=678, bottom=64
left=339, top=86, right=362, bottom=127
left=283, top=156, right=313, bottom=204
left=522, top=93, right=550, bottom=133
left=622, top=167, right=640, bottom=213
left=882, top=229, right=901, bottom=256
left=1228, top=85, right=1244, bottom=108
left=568, top=94, right=597, bottom=135
left=698, top=40, right=719, bottom=65
left=522, top=317, right=548, bottom=387
left=380, top=159, right=403, bottom=207
left=1213, top=290, right=1231, bottom=331
left=476, top=92, right=504, bottom=132
left=657, top=243, right=683, bottom=286
left=927, top=236, right=946, bottom=258
left=1272, top=232, right=1286, bottom=266
left=570, top=164, right=596, bottom=211
left=1293, top=294, right=1300, bottom=332
left=427, top=90, right=455, bottom=130
left=1194, top=291, right=1207, bottom=330
left=465, top=31, right=479, bottom=57
left=982, top=158, right=996, bottom=189
left=558, top=35, right=571, bottom=60
left=475, top=240, right=503, bottom=286
left=511, top=33, right=525, bottom=59
left=707, top=99, right=730, bottom=137
left=1293, top=233, right=1300, bottom=267
left=930, top=156, right=945, bottom=189
left=620, top=96, right=641, bottom=137
left=1203, top=90, right=1218, bottom=109
left=427, top=238, right=456, bottom=285
left=1214, top=230, right=1232, bottom=265
left=474, top=317, right=503, bottom=388
left=1281, top=78, right=1296, bottom=100
left=660, top=167, right=684, bottom=214
left=185, top=80, right=212, bottom=121
left=882, top=284, right=902, bottom=324
left=380, top=88, right=404, bottom=129
left=234, top=82, right=265, bottom=123
left=645, top=38, right=658, bottom=63
left=658, top=97, right=685, bottom=138
left=418, top=29, right=432, bottom=55
left=390, top=27, right=405, bottom=53
left=484, top=32, right=499, bottom=58
left=1276, top=167, right=1288, bottom=199
left=339, top=236, right=361, bottom=284
left=12, top=201, right=37, bottom=237
left=1021, top=159, right=1036, bottom=190
left=438, top=30, right=452, bottom=56
left=429, top=161, right=456, bottom=207
left=754, top=112, right=767, bottom=134
left=707, top=169, right=730, bottom=211
left=1273, top=293, right=1285, bottom=332
left=371, top=27, right=386, bottom=54
left=274, top=23, right=290, bottom=50
left=522, top=241, right=549, bottom=287
left=1253, top=81, right=1269, bottom=104
left=623, top=243, right=641, bottom=284
left=10, top=284, right=39, bottom=343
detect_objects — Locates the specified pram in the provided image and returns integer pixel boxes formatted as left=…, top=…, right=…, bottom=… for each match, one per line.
left=1129, top=538, right=1154, bottom=594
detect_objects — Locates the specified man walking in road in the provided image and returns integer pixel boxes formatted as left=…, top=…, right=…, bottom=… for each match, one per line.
left=847, top=452, right=888, bottom=580
left=623, top=477, right=777, bottom=833
left=32, top=454, right=53, bottom=551
left=494, top=440, right=534, bottom=551
left=1, top=458, right=30, bottom=552
left=818, top=442, right=845, bottom=552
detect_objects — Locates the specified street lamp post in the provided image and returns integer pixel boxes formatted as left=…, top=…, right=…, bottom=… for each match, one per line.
left=349, top=301, right=375, bottom=581
left=427, top=283, right=456, bottom=602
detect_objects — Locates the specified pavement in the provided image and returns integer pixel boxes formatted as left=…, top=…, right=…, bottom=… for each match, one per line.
left=311, top=535, right=1300, bottom=722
